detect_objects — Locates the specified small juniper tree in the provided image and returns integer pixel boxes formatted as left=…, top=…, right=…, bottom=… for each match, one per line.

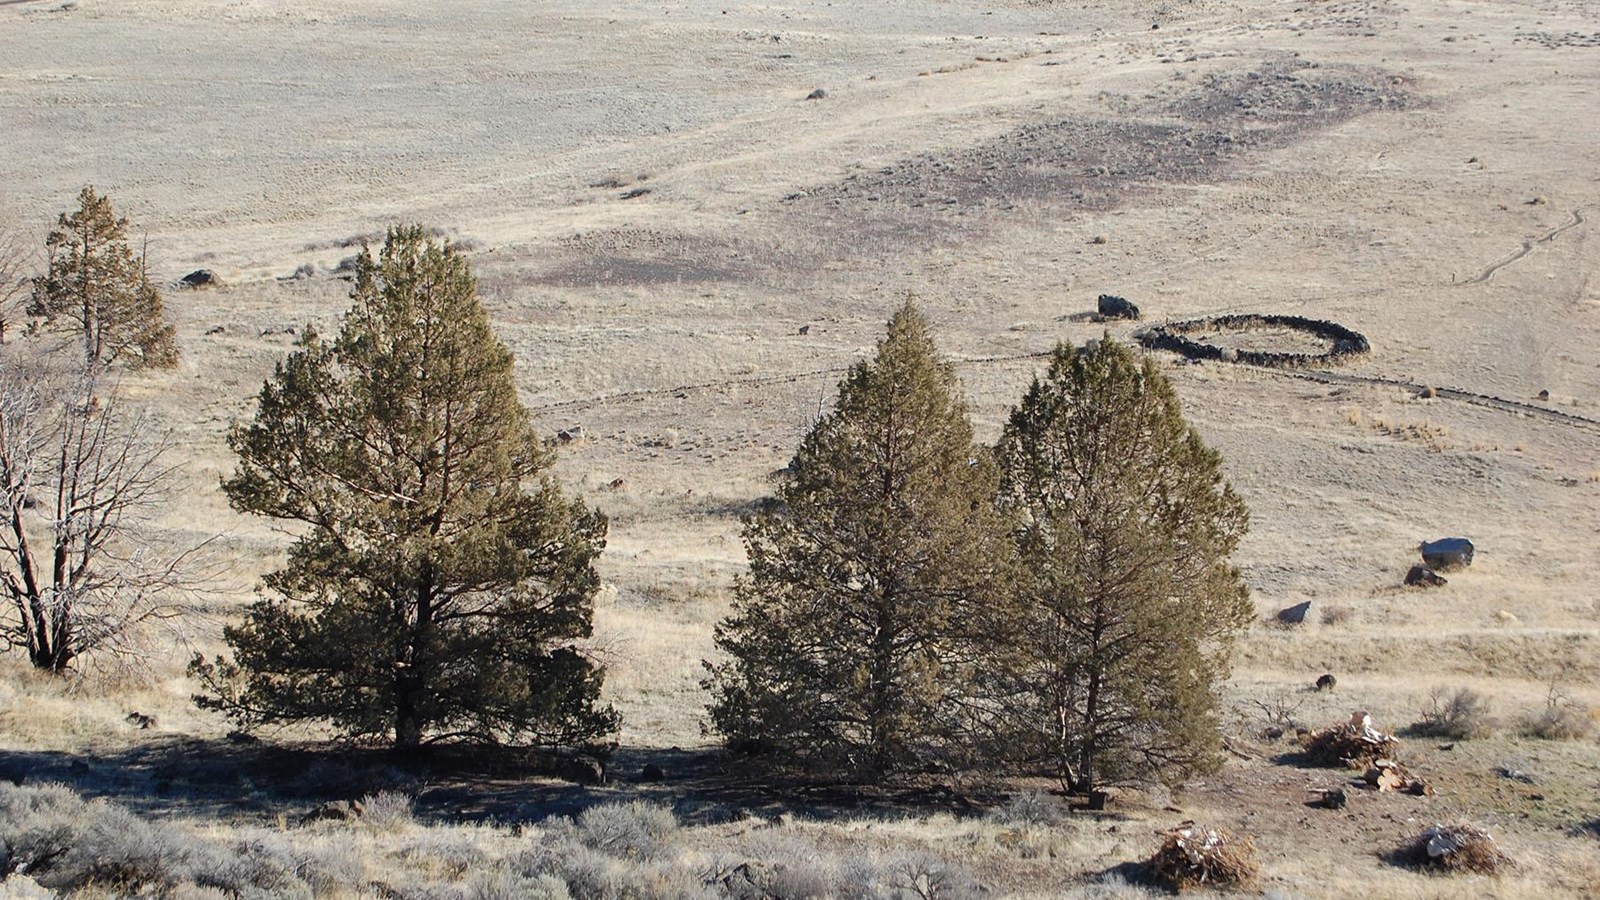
left=192, top=226, right=616, bottom=750
left=29, top=187, right=178, bottom=369
left=993, top=338, right=1251, bottom=792
left=704, top=300, right=1013, bottom=781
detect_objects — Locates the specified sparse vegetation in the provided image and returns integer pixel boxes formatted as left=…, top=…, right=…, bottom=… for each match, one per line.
left=1520, top=683, right=1597, bottom=741
left=1147, top=823, right=1260, bottom=892
left=1410, top=686, right=1496, bottom=740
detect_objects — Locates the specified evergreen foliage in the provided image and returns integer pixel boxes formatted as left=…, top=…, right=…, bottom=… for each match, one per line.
left=192, top=226, right=616, bottom=750
left=993, top=338, right=1251, bottom=791
left=29, top=187, right=178, bottom=369
left=704, top=300, right=1013, bottom=781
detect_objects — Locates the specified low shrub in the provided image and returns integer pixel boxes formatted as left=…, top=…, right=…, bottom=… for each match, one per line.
left=360, top=789, right=416, bottom=832
left=574, top=800, right=679, bottom=861
left=1411, top=687, right=1496, bottom=740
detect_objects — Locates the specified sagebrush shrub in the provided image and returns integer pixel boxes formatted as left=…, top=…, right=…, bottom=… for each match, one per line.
left=360, top=790, right=416, bottom=832
left=1412, top=687, right=1496, bottom=740
left=574, top=800, right=679, bottom=861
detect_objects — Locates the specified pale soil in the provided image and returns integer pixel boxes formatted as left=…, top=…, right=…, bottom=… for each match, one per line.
left=2, top=0, right=1599, bottom=895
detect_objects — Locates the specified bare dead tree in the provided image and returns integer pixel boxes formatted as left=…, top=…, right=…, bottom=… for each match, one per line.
left=0, top=225, right=33, bottom=345
left=0, top=349, right=201, bottom=673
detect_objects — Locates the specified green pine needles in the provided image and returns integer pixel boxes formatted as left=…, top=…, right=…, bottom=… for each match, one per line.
left=192, top=226, right=616, bottom=751
left=707, top=307, right=1251, bottom=789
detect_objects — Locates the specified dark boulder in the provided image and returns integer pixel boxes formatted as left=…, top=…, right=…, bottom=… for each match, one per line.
left=180, top=269, right=220, bottom=288
left=1315, top=673, right=1337, bottom=692
left=1420, top=537, right=1474, bottom=571
left=1405, top=565, right=1447, bottom=588
left=1097, top=294, right=1140, bottom=320
left=641, top=763, right=666, bottom=782
left=1277, top=601, right=1312, bottom=625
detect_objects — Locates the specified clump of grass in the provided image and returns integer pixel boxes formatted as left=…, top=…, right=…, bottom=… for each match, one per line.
left=1320, top=605, right=1354, bottom=626
left=1410, top=687, right=1496, bottom=740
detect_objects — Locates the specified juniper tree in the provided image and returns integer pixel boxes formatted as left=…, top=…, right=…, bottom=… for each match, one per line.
left=993, top=338, right=1251, bottom=792
left=192, top=226, right=616, bottom=751
left=705, top=300, right=1013, bottom=781
left=30, top=188, right=177, bottom=369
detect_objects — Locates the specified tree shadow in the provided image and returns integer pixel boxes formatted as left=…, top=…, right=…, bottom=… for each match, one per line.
left=0, top=739, right=1011, bottom=827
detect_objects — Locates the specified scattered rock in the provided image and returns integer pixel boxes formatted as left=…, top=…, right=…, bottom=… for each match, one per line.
left=557, top=426, right=585, bottom=444
left=805, top=88, right=828, bottom=100
left=1277, top=601, right=1311, bottom=625
left=798, top=324, right=811, bottom=335
left=641, top=763, right=666, bottom=782
left=557, top=755, right=606, bottom=785
left=1537, top=389, right=1550, bottom=401
left=1494, top=609, right=1518, bottom=625
left=225, top=730, right=259, bottom=745
left=1314, top=787, right=1346, bottom=809
left=1089, top=234, right=1108, bottom=245
left=608, top=477, right=626, bottom=490
left=1097, top=294, right=1140, bottom=320
left=1420, top=537, right=1474, bottom=571
left=1417, top=386, right=1438, bottom=399
left=204, top=325, right=226, bottom=336
left=125, top=712, right=156, bottom=730
left=290, top=262, right=317, bottom=280
left=1405, top=565, right=1447, bottom=588
left=179, top=269, right=220, bottom=288
left=1315, top=673, right=1338, bottom=692
left=620, top=187, right=652, bottom=200
left=1528, top=195, right=1548, bottom=206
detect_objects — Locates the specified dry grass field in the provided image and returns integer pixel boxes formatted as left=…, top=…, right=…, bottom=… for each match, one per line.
left=2, top=0, right=1599, bottom=895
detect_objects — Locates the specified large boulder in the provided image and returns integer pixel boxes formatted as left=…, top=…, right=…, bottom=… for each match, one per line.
left=1097, top=294, right=1141, bottom=320
left=1420, top=537, right=1474, bottom=571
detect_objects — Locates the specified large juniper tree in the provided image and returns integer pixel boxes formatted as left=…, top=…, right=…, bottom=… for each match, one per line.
left=29, top=187, right=177, bottom=369
left=192, top=226, right=616, bottom=750
left=705, top=300, right=1013, bottom=781
left=993, top=338, right=1251, bottom=792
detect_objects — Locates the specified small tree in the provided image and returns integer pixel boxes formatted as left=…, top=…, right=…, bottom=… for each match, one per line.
left=704, top=300, right=1012, bottom=781
left=30, top=187, right=178, bottom=369
left=993, top=339, right=1251, bottom=792
left=0, top=351, right=192, bottom=672
left=192, top=226, right=617, bottom=751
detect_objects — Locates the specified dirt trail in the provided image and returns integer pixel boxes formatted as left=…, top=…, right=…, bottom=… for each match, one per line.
left=1460, top=208, right=1587, bottom=286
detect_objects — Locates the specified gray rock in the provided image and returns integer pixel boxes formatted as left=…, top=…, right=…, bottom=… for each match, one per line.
left=1420, top=537, right=1474, bottom=571
left=1405, top=565, right=1447, bottom=588
left=1097, top=293, right=1140, bottom=320
left=1277, top=601, right=1312, bottom=625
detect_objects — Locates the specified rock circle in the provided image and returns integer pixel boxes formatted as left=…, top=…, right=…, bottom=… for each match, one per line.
left=1137, top=314, right=1370, bottom=368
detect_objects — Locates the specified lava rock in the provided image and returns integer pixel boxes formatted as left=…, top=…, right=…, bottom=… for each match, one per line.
left=1097, top=293, right=1141, bottom=320
left=1405, top=565, right=1448, bottom=588
left=1277, top=601, right=1312, bottom=625
left=1420, top=537, right=1474, bottom=571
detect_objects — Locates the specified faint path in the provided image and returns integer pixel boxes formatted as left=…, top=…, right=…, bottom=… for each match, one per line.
left=1251, top=365, right=1600, bottom=433
left=526, top=349, right=1052, bottom=414
left=1460, top=208, right=1586, bottom=286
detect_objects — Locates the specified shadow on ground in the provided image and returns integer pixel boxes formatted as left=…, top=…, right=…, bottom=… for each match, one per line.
left=0, top=739, right=1014, bottom=827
